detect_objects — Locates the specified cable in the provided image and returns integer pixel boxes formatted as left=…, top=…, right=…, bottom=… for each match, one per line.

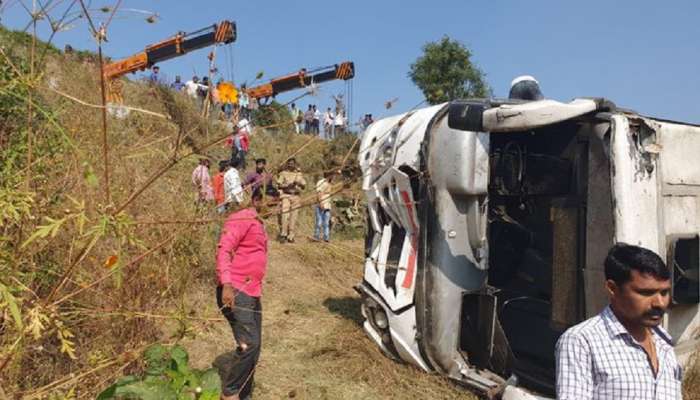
left=350, top=79, right=355, bottom=128
left=228, top=43, right=235, bottom=83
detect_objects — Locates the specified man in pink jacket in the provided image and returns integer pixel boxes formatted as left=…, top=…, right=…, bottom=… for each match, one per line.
left=214, top=194, right=268, bottom=400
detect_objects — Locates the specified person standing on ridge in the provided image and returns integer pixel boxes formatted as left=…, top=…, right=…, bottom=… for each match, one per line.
left=333, top=110, right=346, bottom=136
left=148, top=65, right=160, bottom=84
left=312, top=105, right=321, bottom=135
left=239, top=84, right=250, bottom=119
left=276, top=158, right=306, bottom=243
left=304, top=105, right=314, bottom=134
left=185, top=76, right=200, bottom=99
left=171, top=75, right=185, bottom=91
left=323, top=107, right=335, bottom=139
left=290, top=103, right=303, bottom=134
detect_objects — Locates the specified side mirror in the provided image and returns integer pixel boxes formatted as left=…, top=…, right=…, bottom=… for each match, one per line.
left=448, top=100, right=490, bottom=132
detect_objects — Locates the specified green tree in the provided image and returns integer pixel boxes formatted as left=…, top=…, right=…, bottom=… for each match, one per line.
left=251, top=100, right=292, bottom=130
left=409, top=36, right=489, bottom=104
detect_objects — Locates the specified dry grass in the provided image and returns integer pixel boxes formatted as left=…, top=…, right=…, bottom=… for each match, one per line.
left=2, top=51, right=229, bottom=396
left=684, top=353, right=700, bottom=400
left=0, top=28, right=363, bottom=397
left=0, top=27, right=394, bottom=398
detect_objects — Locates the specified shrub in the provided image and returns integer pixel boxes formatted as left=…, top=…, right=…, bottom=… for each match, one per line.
left=97, top=344, right=221, bottom=400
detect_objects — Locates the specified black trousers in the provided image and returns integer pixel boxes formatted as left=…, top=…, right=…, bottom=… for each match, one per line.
left=215, top=286, right=262, bottom=398
left=230, top=147, right=246, bottom=170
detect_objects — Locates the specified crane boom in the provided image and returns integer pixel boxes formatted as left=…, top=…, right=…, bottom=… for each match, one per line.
left=103, top=20, right=236, bottom=81
left=245, top=62, right=355, bottom=102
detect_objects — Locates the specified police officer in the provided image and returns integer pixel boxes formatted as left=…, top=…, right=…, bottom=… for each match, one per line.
left=276, top=158, right=306, bottom=243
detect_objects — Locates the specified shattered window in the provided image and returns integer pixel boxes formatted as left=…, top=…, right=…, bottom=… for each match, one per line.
left=671, top=235, right=699, bottom=304
left=384, top=223, right=407, bottom=294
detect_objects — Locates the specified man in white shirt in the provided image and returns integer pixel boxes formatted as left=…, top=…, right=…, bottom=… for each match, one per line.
left=323, top=107, right=335, bottom=139
left=555, top=243, right=681, bottom=400
left=334, top=110, right=346, bottom=136
left=224, top=158, right=245, bottom=206
left=185, top=76, right=201, bottom=99
left=290, top=103, right=303, bottom=134
left=237, top=118, right=251, bottom=136
left=312, top=105, right=321, bottom=135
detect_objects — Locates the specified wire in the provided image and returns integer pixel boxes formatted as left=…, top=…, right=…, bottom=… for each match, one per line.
left=103, top=0, right=121, bottom=30
left=77, top=0, right=97, bottom=38
left=350, top=79, right=355, bottom=127
left=222, top=44, right=230, bottom=82
left=0, top=0, right=18, bottom=14
left=229, top=43, right=235, bottom=83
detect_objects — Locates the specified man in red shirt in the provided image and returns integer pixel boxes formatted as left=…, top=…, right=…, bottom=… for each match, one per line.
left=212, top=160, right=228, bottom=213
left=214, top=193, right=268, bottom=400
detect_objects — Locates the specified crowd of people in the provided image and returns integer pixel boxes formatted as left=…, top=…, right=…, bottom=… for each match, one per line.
left=146, top=65, right=374, bottom=140
left=169, top=57, right=371, bottom=396
left=191, top=153, right=337, bottom=245
left=176, top=62, right=359, bottom=399
left=192, top=145, right=338, bottom=396
left=147, top=64, right=375, bottom=142
left=147, top=65, right=255, bottom=122
left=288, top=103, right=373, bottom=139
left=193, top=151, right=336, bottom=399
left=288, top=103, right=351, bottom=139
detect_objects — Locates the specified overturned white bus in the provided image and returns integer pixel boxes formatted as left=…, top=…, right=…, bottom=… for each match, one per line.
left=356, top=97, right=700, bottom=399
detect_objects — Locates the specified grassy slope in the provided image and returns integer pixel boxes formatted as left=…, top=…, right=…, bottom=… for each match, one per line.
left=1, top=24, right=464, bottom=397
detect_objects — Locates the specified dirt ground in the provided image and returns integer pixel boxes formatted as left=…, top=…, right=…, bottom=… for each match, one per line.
left=170, top=227, right=472, bottom=400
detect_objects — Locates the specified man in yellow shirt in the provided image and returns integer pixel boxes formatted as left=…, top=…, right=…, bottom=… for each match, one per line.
left=276, top=158, right=306, bottom=243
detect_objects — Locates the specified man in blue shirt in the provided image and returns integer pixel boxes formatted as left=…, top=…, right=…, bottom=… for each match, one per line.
left=148, top=65, right=160, bottom=84
left=171, top=75, right=185, bottom=91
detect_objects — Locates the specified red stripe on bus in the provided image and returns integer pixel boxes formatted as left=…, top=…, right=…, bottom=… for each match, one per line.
left=400, top=190, right=418, bottom=289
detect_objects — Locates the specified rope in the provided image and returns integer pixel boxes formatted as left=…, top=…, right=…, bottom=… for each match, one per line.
left=44, top=85, right=173, bottom=120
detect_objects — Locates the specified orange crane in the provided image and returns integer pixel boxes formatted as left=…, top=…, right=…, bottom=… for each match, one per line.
left=103, top=20, right=236, bottom=102
left=245, top=62, right=355, bottom=104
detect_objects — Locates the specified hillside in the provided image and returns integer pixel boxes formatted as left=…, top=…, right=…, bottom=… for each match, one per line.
left=2, top=25, right=699, bottom=400
left=0, top=26, right=468, bottom=399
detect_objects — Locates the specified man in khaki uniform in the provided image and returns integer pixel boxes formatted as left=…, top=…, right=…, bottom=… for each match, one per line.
left=276, top=158, right=306, bottom=243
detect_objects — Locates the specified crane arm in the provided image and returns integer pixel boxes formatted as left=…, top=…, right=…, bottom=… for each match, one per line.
left=246, top=61, right=355, bottom=101
left=103, top=20, right=236, bottom=80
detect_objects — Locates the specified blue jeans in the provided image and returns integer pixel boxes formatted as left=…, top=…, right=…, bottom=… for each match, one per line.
left=314, top=206, right=331, bottom=241
left=223, top=103, right=233, bottom=119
